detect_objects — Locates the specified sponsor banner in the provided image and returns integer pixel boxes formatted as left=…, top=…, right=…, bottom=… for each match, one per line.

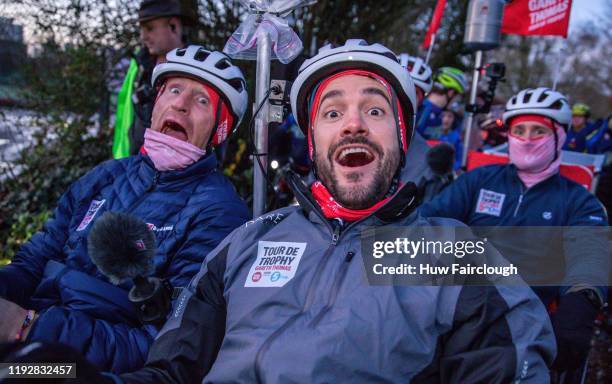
left=502, top=0, right=572, bottom=38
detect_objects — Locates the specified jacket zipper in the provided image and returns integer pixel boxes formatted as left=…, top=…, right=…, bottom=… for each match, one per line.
left=126, top=171, right=160, bottom=213
left=253, top=175, right=399, bottom=382
left=513, top=184, right=525, bottom=218
left=310, top=251, right=355, bottom=327
left=253, top=224, right=340, bottom=383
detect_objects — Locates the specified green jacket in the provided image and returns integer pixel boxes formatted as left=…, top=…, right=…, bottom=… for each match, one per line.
left=112, top=58, right=138, bottom=159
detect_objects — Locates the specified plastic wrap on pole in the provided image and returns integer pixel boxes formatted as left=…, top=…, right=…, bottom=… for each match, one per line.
left=224, top=12, right=303, bottom=64
left=238, top=0, right=314, bottom=14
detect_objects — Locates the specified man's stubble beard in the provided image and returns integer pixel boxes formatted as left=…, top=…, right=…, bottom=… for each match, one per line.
left=315, top=137, right=400, bottom=210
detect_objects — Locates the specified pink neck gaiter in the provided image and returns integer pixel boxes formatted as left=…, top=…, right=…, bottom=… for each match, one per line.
left=508, top=116, right=566, bottom=188
left=143, top=129, right=206, bottom=171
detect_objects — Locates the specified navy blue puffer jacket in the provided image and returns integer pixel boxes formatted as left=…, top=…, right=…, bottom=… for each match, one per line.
left=0, top=153, right=250, bottom=373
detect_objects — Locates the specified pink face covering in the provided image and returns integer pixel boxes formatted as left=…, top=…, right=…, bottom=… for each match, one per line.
left=143, top=128, right=206, bottom=171
left=508, top=116, right=566, bottom=188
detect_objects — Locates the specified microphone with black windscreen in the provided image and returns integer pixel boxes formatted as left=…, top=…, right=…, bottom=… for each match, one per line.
left=88, top=212, right=172, bottom=325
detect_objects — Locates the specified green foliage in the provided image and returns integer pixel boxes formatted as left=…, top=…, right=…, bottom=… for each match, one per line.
left=0, top=44, right=112, bottom=262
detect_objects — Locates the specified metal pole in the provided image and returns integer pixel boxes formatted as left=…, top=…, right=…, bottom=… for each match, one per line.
left=461, top=49, right=483, bottom=168
left=552, top=44, right=562, bottom=90
left=253, top=27, right=272, bottom=217
left=425, top=33, right=436, bottom=64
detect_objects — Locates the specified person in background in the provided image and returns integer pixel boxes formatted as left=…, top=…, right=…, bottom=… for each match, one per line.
left=113, top=0, right=198, bottom=159
left=438, top=108, right=463, bottom=170
left=421, top=87, right=608, bottom=378
left=563, top=102, right=605, bottom=154
left=416, top=66, right=467, bottom=139
left=595, top=115, right=612, bottom=225
left=397, top=54, right=435, bottom=186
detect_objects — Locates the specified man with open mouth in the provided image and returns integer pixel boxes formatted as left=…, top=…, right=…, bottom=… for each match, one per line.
left=0, top=46, right=250, bottom=373
left=116, top=40, right=555, bottom=384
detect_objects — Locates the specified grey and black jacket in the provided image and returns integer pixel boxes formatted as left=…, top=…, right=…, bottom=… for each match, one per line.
left=119, top=174, right=556, bottom=384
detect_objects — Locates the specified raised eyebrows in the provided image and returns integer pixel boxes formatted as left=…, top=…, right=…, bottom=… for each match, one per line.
left=319, top=86, right=391, bottom=108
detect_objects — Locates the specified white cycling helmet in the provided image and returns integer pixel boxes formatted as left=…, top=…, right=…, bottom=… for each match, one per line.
left=290, top=39, right=417, bottom=162
left=152, top=45, right=248, bottom=138
left=398, top=53, right=433, bottom=94
left=503, top=87, right=571, bottom=128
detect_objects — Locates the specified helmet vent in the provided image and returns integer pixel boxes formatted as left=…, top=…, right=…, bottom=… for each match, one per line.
left=537, top=92, right=548, bottom=103
left=523, top=92, right=532, bottom=104
left=215, top=59, right=231, bottom=70
left=176, top=48, right=187, bottom=56
left=550, top=100, right=564, bottom=110
left=194, top=49, right=210, bottom=61
left=227, top=78, right=245, bottom=93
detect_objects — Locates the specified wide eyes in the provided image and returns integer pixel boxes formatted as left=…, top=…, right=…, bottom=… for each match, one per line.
left=167, top=86, right=208, bottom=106
left=324, top=110, right=340, bottom=119
left=367, top=107, right=384, bottom=116
left=323, top=107, right=385, bottom=119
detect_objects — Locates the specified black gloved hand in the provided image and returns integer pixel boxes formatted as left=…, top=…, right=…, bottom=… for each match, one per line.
left=551, top=291, right=599, bottom=371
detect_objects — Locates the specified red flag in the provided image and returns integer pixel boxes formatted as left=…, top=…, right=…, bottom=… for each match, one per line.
left=502, top=0, right=573, bottom=38
left=422, top=0, right=447, bottom=49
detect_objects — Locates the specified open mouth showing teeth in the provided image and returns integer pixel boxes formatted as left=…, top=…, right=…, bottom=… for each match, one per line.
left=161, top=120, right=188, bottom=141
left=336, top=147, right=375, bottom=167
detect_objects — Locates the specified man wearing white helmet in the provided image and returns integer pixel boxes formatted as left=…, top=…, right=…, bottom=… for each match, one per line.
left=117, top=40, right=554, bottom=383
left=421, top=87, right=609, bottom=375
left=0, top=46, right=250, bottom=372
left=398, top=54, right=433, bottom=106
left=397, top=53, right=437, bottom=187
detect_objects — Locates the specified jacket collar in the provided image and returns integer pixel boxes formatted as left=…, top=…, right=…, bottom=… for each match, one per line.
left=506, top=164, right=561, bottom=190
left=137, top=152, right=218, bottom=184
left=286, top=171, right=419, bottom=228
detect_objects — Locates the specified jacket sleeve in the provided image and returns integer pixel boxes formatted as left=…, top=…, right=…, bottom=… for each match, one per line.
left=0, top=180, right=80, bottom=306
left=561, top=189, right=609, bottom=300
left=112, top=58, right=137, bottom=159
left=118, top=233, right=235, bottom=384
left=163, top=200, right=249, bottom=289
left=26, top=305, right=157, bottom=373
left=413, top=285, right=556, bottom=383
left=419, top=170, right=476, bottom=222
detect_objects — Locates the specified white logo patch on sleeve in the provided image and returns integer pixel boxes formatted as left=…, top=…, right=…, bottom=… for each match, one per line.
left=245, top=241, right=307, bottom=288
left=475, top=189, right=505, bottom=217
left=76, top=199, right=106, bottom=231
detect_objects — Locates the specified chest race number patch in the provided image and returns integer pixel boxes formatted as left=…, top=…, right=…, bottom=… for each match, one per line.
left=245, top=241, right=307, bottom=288
left=475, top=189, right=505, bottom=217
